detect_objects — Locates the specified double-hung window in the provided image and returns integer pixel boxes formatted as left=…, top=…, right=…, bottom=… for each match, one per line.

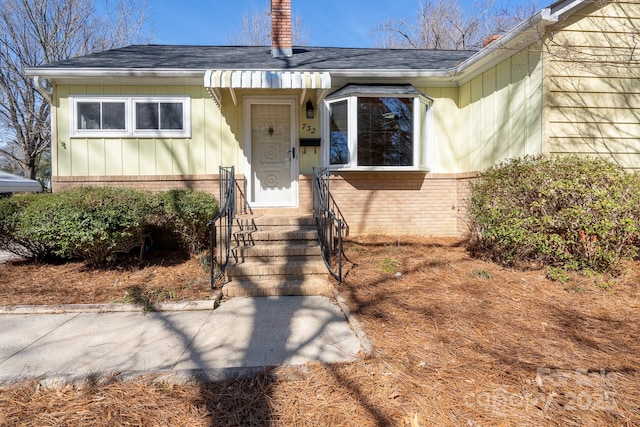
left=70, top=96, right=191, bottom=138
left=325, top=85, right=432, bottom=171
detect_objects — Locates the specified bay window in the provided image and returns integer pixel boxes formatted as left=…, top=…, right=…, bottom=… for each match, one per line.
left=329, top=100, right=349, bottom=165
left=325, top=85, right=432, bottom=171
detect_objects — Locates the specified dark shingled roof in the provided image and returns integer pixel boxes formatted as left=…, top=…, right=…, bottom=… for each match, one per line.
left=35, top=45, right=477, bottom=71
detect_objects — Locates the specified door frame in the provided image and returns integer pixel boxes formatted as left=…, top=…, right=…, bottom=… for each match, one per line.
left=242, top=96, right=299, bottom=208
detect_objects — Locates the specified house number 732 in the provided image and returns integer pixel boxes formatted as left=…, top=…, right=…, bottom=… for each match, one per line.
left=302, top=123, right=316, bottom=134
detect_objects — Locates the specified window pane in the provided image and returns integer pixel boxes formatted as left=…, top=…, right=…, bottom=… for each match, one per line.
left=102, top=102, right=126, bottom=130
left=160, top=102, right=183, bottom=130
left=357, top=97, right=413, bottom=167
left=329, top=100, right=349, bottom=165
left=77, top=102, right=100, bottom=129
left=136, top=102, right=159, bottom=129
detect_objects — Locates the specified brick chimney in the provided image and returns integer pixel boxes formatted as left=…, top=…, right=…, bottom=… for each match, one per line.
left=483, top=34, right=500, bottom=48
left=271, top=0, right=292, bottom=57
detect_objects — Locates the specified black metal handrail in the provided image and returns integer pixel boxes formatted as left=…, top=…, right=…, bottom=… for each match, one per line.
left=312, top=166, right=349, bottom=283
left=208, top=166, right=235, bottom=288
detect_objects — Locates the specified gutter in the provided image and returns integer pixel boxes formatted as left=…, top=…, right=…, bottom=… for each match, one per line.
left=323, top=69, right=451, bottom=78
left=32, top=76, right=51, bottom=103
left=25, top=67, right=453, bottom=80
left=25, top=68, right=207, bottom=79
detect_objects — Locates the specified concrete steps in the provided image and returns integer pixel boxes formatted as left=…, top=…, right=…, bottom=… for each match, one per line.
left=233, top=242, right=321, bottom=262
left=222, top=214, right=332, bottom=297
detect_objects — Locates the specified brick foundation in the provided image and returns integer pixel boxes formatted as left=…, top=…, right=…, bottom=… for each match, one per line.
left=52, top=175, right=222, bottom=195
left=313, top=171, right=478, bottom=238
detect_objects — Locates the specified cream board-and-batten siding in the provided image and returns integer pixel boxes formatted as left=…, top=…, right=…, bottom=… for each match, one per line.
left=428, top=46, right=544, bottom=174
left=54, top=85, right=237, bottom=178
left=544, top=0, right=640, bottom=171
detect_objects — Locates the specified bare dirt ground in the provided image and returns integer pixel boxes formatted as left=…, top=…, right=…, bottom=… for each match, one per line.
left=0, top=237, right=639, bottom=426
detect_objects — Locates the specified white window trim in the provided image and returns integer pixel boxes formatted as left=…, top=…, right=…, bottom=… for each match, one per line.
left=323, top=92, right=431, bottom=172
left=69, top=95, right=191, bottom=138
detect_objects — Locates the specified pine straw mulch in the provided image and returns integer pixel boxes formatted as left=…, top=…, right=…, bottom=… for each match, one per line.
left=0, top=250, right=212, bottom=306
left=1, top=236, right=639, bottom=426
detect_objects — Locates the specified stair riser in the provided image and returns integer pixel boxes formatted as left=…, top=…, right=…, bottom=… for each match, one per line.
left=234, top=246, right=321, bottom=257
left=236, top=217, right=316, bottom=227
left=234, top=256, right=323, bottom=265
left=227, top=263, right=327, bottom=277
left=223, top=284, right=332, bottom=297
left=234, top=249, right=320, bottom=264
left=235, top=255, right=321, bottom=264
left=237, top=227, right=316, bottom=234
left=227, top=274, right=328, bottom=282
left=235, top=231, right=318, bottom=243
left=236, top=247, right=322, bottom=255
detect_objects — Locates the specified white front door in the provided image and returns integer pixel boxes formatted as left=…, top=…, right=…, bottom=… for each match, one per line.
left=245, top=98, right=298, bottom=207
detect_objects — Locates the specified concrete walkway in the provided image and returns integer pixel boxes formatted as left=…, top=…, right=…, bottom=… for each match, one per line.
left=0, top=296, right=365, bottom=384
left=0, top=250, right=21, bottom=264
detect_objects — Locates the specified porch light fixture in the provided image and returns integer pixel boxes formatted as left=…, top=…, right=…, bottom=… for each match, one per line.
left=305, top=99, right=315, bottom=119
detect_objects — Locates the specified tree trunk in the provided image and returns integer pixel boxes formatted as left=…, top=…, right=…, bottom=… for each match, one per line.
left=21, top=157, right=36, bottom=180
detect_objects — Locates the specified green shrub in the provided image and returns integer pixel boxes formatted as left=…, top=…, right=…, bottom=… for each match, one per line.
left=151, top=189, right=219, bottom=254
left=0, top=187, right=218, bottom=266
left=38, top=187, right=151, bottom=265
left=467, top=155, right=640, bottom=273
left=0, top=193, right=60, bottom=259
left=57, top=187, right=151, bottom=264
left=0, top=187, right=151, bottom=265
